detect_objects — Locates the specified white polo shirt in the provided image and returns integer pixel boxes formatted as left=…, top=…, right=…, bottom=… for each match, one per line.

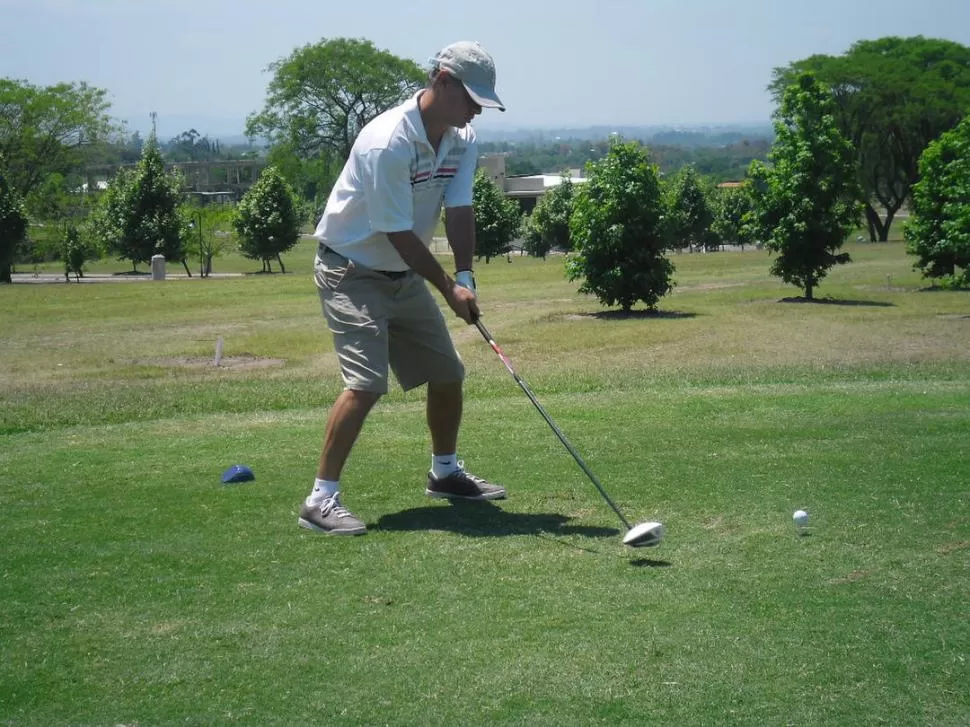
left=313, top=92, right=477, bottom=271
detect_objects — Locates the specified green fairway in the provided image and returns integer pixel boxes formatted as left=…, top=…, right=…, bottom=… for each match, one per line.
left=1, top=243, right=968, bottom=726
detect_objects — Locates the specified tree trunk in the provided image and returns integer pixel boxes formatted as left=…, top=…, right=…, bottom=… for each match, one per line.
left=181, top=258, right=192, bottom=277
left=276, top=254, right=286, bottom=274
left=0, top=264, right=11, bottom=283
left=805, top=282, right=814, bottom=300
left=864, top=204, right=895, bottom=242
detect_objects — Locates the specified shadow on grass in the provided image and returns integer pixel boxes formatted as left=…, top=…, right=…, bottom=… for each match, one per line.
left=590, top=309, right=697, bottom=320
left=373, top=500, right=619, bottom=542
left=918, top=285, right=970, bottom=293
left=779, top=296, right=894, bottom=307
left=628, top=557, right=673, bottom=568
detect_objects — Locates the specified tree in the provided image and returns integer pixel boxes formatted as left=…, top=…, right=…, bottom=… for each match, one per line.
left=162, top=129, right=223, bottom=162
left=233, top=166, right=302, bottom=273
left=566, top=139, right=673, bottom=312
left=61, top=224, right=91, bottom=282
left=185, top=202, right=235, bottom=278
left=665, top=165, right=716, bottom=252
left=246, top=38, right=425, bottom=168
left=0, top=79, right=115, bottom=200
left=905, top=116, right=970, bottom=287
left=265, top=140, right=342, bottom=214
left=748, top=74, right=862, bottom=300
left=770, top=36, right=970, bottom=241
left=88, top=135, right=188, bottom=273
left=0, top=157, right=28, bottom=283
left=524, top=174, right=575, bottom=258
left=25, top=171, right=95, bottom=227
left=472, top=168, right=521, bottom=263
left=711, top=184, right=756, bottom=250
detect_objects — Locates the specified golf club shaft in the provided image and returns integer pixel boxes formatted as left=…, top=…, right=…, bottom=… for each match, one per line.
left=474, top=318, right=632, bottom=530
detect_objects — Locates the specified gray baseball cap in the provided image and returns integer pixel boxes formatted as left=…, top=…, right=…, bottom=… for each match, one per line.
left=432, top=41, right=506, bottom=112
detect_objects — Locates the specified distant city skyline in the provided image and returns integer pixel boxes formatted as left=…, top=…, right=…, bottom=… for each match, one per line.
left=121, top=114, right=775, bottom=145
left=2, top=0, right=970, bottom=139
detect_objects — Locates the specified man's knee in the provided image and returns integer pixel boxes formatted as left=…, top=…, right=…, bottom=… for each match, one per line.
left=427, top=379, right=463, bottom=396
left=336, top=388, right=383, bottom=416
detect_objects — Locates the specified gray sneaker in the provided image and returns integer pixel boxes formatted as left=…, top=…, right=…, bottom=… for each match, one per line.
left=426, top=464, right=507, bottom=501
left=298, top=493, right=367, bottom=535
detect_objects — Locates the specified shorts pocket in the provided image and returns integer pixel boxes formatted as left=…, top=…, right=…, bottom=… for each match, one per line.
left=315, top=254, right=352, bottom=291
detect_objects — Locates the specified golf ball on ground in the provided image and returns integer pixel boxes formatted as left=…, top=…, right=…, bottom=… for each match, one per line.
left=793, top=509, right=809, bottom=527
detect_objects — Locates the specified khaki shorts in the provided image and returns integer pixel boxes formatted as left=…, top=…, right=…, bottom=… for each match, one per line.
left=314, top=246, right=464, bottom=393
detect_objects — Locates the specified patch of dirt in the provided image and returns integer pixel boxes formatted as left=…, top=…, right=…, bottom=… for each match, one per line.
left=131, top=355, right=286, bottom=370
left=937, top=540, right=970, bottom=556
left=675, top=282, right=747, bottom=292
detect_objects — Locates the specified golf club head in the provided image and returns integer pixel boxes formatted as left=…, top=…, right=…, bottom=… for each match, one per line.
left=623, top=521, right=664, bottom=548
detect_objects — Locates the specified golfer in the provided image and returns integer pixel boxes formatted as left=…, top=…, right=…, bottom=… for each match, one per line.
left=299, top=41, right=508, bottom=536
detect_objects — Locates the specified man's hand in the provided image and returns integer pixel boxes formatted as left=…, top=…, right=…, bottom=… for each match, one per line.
left=445, top=282, right=480, bottom=324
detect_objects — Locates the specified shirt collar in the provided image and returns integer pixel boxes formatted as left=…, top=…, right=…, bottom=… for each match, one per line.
left=403, top=91, right=461, bottom=152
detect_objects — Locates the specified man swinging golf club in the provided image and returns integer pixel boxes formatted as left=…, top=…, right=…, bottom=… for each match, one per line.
left=299, top=41, right=508, bottom=536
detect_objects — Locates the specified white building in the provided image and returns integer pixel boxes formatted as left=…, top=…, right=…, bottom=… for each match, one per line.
left=479, top=154, right=585, bottom=213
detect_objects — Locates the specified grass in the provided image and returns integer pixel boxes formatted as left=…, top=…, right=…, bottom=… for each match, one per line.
left=1, top=242, right=968, bottom=725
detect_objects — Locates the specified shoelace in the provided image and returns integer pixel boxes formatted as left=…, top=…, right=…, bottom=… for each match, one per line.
left=320, top=494, right=354, bottom=519
left=454, top=460, right=487, bottom=485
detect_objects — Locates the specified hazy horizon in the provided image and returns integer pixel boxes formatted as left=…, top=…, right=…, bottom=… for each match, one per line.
left=118, top=113, right=776, bottom=144
left=3, top=0, right=969, bottom=140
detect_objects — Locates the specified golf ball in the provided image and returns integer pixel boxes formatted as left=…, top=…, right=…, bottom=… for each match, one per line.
left=793, top=509, right=809, bottom=527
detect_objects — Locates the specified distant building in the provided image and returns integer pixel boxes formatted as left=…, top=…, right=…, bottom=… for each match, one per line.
left=479, top=154, right=586, bottom=213
left=84, top=159, right=267, bottom=202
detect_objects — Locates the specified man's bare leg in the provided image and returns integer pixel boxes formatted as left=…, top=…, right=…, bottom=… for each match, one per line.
left=426, top=380, right=462, bottom=455
left=317, top=389, right=382, bottom=480
left=424, top=379, right=506, bottom=499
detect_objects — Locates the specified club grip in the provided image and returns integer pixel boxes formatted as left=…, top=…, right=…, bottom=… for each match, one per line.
left=474, top=317, right=492, bottom=342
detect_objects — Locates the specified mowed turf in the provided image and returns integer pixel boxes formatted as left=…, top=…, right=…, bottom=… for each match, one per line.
left=1, top=242, right=968, bottom=726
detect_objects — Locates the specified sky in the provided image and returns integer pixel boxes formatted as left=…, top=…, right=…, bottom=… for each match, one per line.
left=2, top=0, right=970, bottom=139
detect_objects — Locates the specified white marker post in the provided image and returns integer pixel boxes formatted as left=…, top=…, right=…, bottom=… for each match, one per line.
left=214, top=336, right=224, bottom=367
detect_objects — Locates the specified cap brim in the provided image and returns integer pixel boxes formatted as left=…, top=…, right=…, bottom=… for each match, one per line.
left=221, top=464, right=255, bottom=484
left=462, top=81, right=506, bottom=112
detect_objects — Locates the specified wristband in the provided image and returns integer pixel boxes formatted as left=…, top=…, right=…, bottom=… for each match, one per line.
left=455, top=270, right=476, bottom=295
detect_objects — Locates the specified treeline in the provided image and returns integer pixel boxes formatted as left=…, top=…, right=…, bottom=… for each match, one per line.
left=2, top=34, right=969, bottom=288
left=98, top=129, right=260, bottom=166
left=481, top=136, right=772, bottom=183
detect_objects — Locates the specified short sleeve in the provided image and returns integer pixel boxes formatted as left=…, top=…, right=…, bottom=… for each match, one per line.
left=360, top=145, right=414, bottom=233
left=444, top=137, right=478, bottom=209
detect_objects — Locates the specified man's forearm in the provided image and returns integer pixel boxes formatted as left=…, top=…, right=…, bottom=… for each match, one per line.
left=451, top=237, right=474, bottom=273
left=386, top=230, right=453, bottom=296
left=445, top=207, right=475, bottom=272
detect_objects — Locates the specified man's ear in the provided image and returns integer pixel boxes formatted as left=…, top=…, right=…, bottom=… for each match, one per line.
left=432, top=69, right=453, bottom=90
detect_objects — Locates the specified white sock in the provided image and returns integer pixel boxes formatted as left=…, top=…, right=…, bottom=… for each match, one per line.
left=307, top=478, right=339, bottom=506
left=431, top=454, right=459, bottom=479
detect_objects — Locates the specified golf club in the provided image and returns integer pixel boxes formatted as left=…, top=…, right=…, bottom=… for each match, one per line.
left=474, top=318, right=664, bottom=548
